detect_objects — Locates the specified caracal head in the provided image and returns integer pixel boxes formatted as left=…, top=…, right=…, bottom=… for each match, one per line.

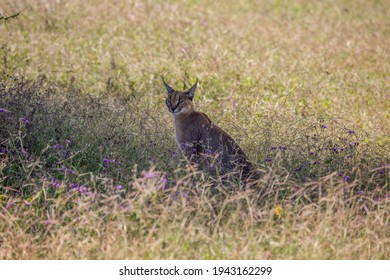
left=162, top=77, right=198, bottom=117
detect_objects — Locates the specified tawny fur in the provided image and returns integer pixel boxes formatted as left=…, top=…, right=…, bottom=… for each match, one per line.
left=163, top=77, right=256, bottom=180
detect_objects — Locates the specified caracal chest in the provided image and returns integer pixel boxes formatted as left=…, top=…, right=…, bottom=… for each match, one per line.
left=173, top=116, right=201, bottom=147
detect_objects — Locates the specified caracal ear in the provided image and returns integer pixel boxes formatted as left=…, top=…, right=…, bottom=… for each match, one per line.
left=184, top=78, right=198, bottom=100
left=162, top=76, right=175, bottom=95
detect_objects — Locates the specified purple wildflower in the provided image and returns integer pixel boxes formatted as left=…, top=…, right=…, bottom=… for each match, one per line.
left=19, top=117, right=30, bottom=124
left=344, top=175, right=350, bottom=182
left=142, top=171, right=158, bottom=179
left=161, top=173, right=168, bottom=190
left=116, top=185, right=123, bottom=190
left=0, top=108, right=10, bottom=113
left=271, top=146, right=277, bottom=150
left=348, top=130, right=355, bottom=134
left=320, top=124, right=327, bottom=129
left=52, top=180, right=61, bottom=189
left=44, top=220, right=51, bottom=225
left=53, top=144, right=63, bottom=150
left=59, top=166, right=67, bottom=172
left=309, top=151, right=315, bottom=155
left=205, top=149, right=212, bottom=155
left=180, top=144, right=186, bottom=149
left=295, top=166, right=302, bottom=172
left=80, top=186, right=87, bottom=193
left=103, top=158, right=115, bottom=166
left=5, top=201, right=13, bottom=210
left=71, top=183, right=79, bottom=191
left=0, top=149, right=8, bottom=153
left=161, top=172, right=168, bottom=182
left=62, top=151, right=70, bottom=159
left=265, top=157, right=272, bottom=162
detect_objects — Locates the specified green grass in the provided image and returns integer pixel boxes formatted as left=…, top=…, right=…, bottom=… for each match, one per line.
left=0, top=0, right=389, bottom=259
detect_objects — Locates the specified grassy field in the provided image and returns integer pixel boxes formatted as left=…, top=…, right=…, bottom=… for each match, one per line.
left=0, top=0, right=389, bottom=259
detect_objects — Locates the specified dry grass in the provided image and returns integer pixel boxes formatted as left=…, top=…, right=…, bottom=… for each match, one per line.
left=0, top=0, right=389, bottom=259
left=0, top=166, right=389, bottom=259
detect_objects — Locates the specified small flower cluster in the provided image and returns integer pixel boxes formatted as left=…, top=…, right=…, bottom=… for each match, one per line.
left=53, top=144, right=64, bottom=150
left=274, top=206, right=284, bottom=220
left=0, top=108, right=10, bottom=113
left=103, top=158, right=116, bottom=170
left=19, top=117, right=30, bottom=124
left=161, top=173, right=168, bottom=190
left=270, top=146, right=288, bottom=151
left=51, top=140, right=73, bottom=160
left=55, top=165, right=75, bottom=174
left=142, top=171, right=159, bottom=179
left=50, top=178, right=62, bottom=189
left=265, top=145, right=289, bottom=163
left=137, top=170, right=169, bottom=190
left=1, top=107, right=30, bottom=125
left=70, top=183, right=88, bottom=194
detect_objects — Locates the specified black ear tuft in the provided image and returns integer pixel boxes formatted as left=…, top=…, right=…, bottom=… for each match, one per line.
left=184, top=78, right=198, bottom=100
left=162, top=76, right=175, bottom=95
